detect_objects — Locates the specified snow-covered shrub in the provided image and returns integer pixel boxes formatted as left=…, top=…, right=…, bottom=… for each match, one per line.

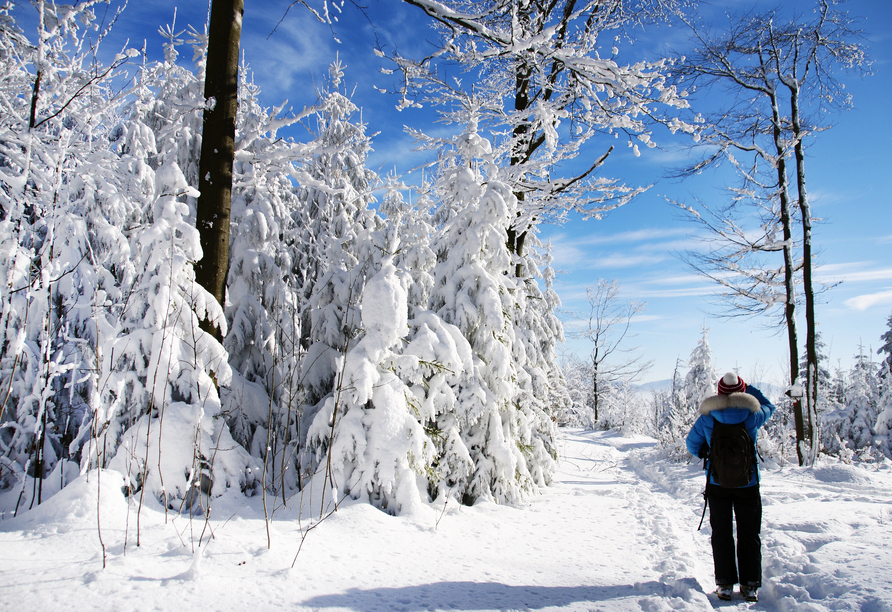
left=0, top=2, right=137, bottom=500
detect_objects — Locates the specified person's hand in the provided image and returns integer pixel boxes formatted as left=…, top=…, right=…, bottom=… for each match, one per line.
left=698, top=444, right=709, bottom=459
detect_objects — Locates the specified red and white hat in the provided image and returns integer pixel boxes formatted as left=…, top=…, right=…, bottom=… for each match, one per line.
left=717, top=372, right=746, bottom=395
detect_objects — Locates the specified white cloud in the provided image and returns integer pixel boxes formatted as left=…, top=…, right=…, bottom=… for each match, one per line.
left=844, top=290, right=892, bottom=311
left=552, top=227, right=691, bottom=248
left=242, top=17, right=337, bottom=105
left=638, top=286, right=716, bottom=299
left=583, top=253, right=668, bottom=269
left=817, top=264, right=892, bottom=284
left=630, top=314, right=665, bottom=323
left=646, top=273, right=709, bottom=287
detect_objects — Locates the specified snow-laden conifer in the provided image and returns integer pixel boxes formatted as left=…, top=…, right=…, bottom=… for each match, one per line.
left=305, top=256, right=433, bottom=513
left=295, top=62, right=384, bottom=475
left=428, top=118, right=553, bottom=504
left=685, top=325, right=717, bottom=412
left=658, top=328, right=715, bottom=460
left=878, top=312, right=892, bottom=376
left=379, top=175, right=436, bottom=311
left=874, top=362, right=892, bottom=460
left=104, top=130, right=255, bottom=512
left=822, top=346, right=880, bottom=461
left=92, top=23, right=257, bottom=513
left=222, top=63, right=316, bottom=492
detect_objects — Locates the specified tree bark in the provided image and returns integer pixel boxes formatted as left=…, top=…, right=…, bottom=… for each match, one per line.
left=768, top=87, right=807, bottom=466
left=790, top=83, right=819, bottom=464
left=591, top=358, right=599, bottom=424
left=508, top=54, right=532, bottom=276
left=195, top=0, right=244, bottom=339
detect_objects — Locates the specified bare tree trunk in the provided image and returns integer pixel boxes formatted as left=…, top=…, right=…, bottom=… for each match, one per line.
left=195, top=0, right=244, bottom=339
left=790, top=84, right=819, bottom=464
left=591, top=359, right=599, bottom=424
left=508, top=57, right=532, bottom=277
left=769, top=88, right=807, bottom=466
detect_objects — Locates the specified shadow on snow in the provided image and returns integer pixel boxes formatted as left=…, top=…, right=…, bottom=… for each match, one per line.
left=299, top=580, right=693, bottom=611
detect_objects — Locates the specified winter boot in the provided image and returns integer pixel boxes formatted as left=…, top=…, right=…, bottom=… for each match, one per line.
left=740, top=585, right=759, bottom=602
left=716, top=584, right=733, bottom=601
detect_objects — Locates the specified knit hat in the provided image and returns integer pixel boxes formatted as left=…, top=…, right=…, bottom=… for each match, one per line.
left=717, top=372, right=746, bottom=395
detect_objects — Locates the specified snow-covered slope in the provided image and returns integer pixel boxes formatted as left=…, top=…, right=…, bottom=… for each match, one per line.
left=1, top=429, right=890, bottom=611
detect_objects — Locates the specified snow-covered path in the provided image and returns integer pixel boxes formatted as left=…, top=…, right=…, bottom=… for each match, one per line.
left=1, top=429, right=891, bottom=611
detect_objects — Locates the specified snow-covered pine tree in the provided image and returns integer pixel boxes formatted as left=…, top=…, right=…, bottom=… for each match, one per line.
left=875, top=360, right=892, bottom=460
left=659, top=327, right=716, bottom=460
left=378, top=173, right=482, bottom=502
left=94, top=23, right=257, bottom=513
left=879, top=312, right=892, bottom=382
left=305, top=256, right=434, bottom=514
left=427, top=117, right=553, bottom=504
left=876, top=314, right=892, bottom=457
left=828, top=361, right=848, bottom=407
left=685, top=325, right=717, bottom=415
left=657, top=360, right=687, bottom=444
left=537, top=244, right=572, bottom=427
left=800, top=332, right=833, bottom=414
left=222, top=61, right=320, bottom=493
left=295, top=61, right=387, bottom=483
left=507, top=234, right=561, bottom=481
left=378, top=173, right=436, bottom=312
left=822, top=345, right=880, bottom=461
left=104, top=118, right=256, bottom=513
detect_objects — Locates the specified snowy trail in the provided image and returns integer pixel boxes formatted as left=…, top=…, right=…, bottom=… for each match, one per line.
left=1, top=429, right=891, bottom=611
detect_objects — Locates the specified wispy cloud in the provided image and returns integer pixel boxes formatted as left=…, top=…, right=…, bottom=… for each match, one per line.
left=550, top=227, right=691, bottom=248
left=242, top=17, right=337, bottom=105
left=817, top=264, right=892, bottom=284
left=583, top=253, right=669, bottom=269
left=844, top=290, right=892, bottom=311
left=646, top=273, right=709, bottom=287
left=630, top=314, right=665, bottom=323
left=637, top=286, right=716, bottom=299
left=544, top=226, right=698, bottom=272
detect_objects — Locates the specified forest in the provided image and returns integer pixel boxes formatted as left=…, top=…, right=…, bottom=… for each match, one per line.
left=1, top=0, right=890, bottom=527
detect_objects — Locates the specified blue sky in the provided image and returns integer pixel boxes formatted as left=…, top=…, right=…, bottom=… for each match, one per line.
left=11, top=0, right=889, bottom=385
left=536, top=0, right=892, bottom=384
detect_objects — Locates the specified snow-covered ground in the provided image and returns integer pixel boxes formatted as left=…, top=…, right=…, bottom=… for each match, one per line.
left=1, top=428, right=890, bottom=612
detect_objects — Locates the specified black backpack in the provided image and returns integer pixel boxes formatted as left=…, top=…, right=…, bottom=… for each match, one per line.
left=709, top=420, right=755, bottom=488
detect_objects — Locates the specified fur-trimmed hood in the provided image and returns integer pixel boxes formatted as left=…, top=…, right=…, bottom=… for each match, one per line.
left=699, top=391, right=761, bottom=415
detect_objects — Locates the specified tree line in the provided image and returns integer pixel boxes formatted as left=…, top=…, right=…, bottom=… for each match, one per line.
left=0, top=0, right=876, bottom=525
left=560, top=319, right=892, bottom=465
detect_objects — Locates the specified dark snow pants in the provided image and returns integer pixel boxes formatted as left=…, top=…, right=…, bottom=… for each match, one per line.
left=707, top=483, right=762, bottom=587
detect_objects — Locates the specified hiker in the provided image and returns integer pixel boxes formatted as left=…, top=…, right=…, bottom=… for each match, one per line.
left=686, top=372, right=776, bottom=603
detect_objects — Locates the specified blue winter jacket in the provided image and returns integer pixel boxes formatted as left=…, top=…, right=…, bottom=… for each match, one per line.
left=685, top=386, right=776, bottom=488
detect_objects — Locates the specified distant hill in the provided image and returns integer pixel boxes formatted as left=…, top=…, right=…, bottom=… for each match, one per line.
left=635, top=379, right=672, bottom=394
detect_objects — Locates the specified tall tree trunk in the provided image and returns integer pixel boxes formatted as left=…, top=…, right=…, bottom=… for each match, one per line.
left=591, top=360, right=599, bottom=425
left=790, top=84, right=819, bottom=464
left=508, top=58, right=532, bottom=276
left=769, top=88, right=807, bottom=466
left=195, top=0, right=244, bottom=339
